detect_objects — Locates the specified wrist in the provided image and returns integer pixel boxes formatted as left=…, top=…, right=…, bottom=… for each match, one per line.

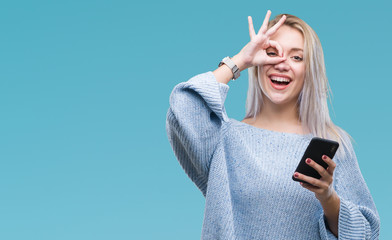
left=320, top=191, right=340, bottom=212
left=231, top=54, right=248, bottom=72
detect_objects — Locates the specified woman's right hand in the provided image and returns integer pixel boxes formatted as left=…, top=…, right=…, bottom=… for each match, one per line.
left=236, top=10, right=287, bottom=69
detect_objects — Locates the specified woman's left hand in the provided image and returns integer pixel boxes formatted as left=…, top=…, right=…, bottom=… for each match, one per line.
left=293, top=155, right=337, bottom=203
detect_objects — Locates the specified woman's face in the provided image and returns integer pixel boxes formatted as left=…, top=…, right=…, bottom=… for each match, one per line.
left=258, top=25, right=306, bottom=106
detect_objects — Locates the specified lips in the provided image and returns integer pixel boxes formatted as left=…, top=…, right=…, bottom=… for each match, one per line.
left=268, top=74, right=292, bottom=90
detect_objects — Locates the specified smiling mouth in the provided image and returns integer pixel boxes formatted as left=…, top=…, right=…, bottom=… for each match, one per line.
left=271, top=79, right=290, bottom=85
left=269, top=76, right=292, bottom=90
left=270, top=76, right=291, bottom=85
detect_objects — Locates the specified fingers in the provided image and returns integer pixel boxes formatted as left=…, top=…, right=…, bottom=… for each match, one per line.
left=258, top=10, right=271, bottom=35
left=305, top=158, right=330, bottom=179
left=294, top=172, right=327, bottom=189
left=293, top=155, right=337, bottom=189
left=305, top=156, right=336, bottom=178
left=248, top=16, right=256, bottom=40
left=269, top=40, right=283, bottom=57
left=300, top=182, right=320, bottom=192
left=264, top=54, right=286, bottom=65
left=266, top=14, right=286, bottom=37
left=295, top=155, right=337, bottom=200
left=263, top=56, right=286, bottom=65
left=322, top=155, right=337, bottom=175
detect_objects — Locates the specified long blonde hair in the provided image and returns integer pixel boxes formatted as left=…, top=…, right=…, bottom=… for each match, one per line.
left=245, top=13, right=353, bottom=159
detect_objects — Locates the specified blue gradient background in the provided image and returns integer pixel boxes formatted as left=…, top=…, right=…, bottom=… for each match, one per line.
left=0, top=0, right=390, bottom=239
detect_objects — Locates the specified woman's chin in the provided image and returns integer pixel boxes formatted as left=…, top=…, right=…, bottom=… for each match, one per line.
left=262, top=89, right=299, bottom=106
left=266, top=94, right=290, bottom=105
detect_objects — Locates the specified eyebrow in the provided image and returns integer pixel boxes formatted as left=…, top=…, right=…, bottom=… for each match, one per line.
left=267, top=47, right=303, bottom=52
left=290, top=48, right=303, bottom=52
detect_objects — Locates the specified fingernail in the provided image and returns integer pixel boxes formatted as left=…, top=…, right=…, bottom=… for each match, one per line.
left=306, top=158, right=311, bottom=164
left=294, top=173, right=299, bottom=178
left=322, top=155, right=327, bottom=160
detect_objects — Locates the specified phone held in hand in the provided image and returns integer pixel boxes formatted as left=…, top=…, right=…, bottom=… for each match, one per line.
left=292, top=137, right=339, bottom=185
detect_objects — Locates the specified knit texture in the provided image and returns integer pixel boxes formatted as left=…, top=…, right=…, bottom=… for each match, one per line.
left=166, top=71, right=380, bottom=239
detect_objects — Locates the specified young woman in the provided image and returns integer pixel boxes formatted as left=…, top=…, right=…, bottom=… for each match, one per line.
left=166, top=10, right=380, bottom=239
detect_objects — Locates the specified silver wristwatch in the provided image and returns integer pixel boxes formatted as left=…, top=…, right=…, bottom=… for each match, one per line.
left=218, top=56, right=240, bottom=80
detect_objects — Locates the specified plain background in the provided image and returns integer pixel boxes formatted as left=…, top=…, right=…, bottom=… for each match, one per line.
left=0, top=0, right=391, bottom=239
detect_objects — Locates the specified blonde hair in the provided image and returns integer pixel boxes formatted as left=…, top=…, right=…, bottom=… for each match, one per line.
left=245, top=13, right=353, bottom=159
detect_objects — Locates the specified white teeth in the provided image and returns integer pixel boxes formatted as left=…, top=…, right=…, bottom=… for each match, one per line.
left=270, top=76, right=291, bottom=82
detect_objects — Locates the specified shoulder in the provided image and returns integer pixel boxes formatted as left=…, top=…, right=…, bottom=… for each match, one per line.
left=241, top=117, right=254, bottom=125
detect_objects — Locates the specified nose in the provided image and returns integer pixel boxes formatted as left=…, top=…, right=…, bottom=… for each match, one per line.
left=273, top=58, right=290, bottom=72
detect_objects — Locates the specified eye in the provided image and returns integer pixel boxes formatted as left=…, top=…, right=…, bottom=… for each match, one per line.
left=267, top=52, right=278, bottom=56
left=293, top=56, right=303, bottom=61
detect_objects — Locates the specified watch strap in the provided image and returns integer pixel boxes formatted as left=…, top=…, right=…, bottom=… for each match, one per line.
left=218, top=56, right=240, bottom=80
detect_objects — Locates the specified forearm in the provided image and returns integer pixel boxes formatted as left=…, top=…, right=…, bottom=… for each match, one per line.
left=212, top=54, right=248, bottom=85
left=321, top=191, right=340, bottom=237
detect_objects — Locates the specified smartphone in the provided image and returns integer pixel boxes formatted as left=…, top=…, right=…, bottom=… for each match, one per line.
left=292, top=137, right=339, bottom=185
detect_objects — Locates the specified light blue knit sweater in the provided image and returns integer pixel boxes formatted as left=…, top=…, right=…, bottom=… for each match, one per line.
left=165, top=71, right=380, bottom=239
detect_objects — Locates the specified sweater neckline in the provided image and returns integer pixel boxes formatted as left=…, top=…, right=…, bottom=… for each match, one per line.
left=231, top=118, right=313, bottom=138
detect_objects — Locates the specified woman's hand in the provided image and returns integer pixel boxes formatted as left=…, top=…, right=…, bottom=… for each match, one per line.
left=293, top=155, right=341, bottom=236
left=293, top=155, right=337, bottom=203
left=235, top=10, right=287, bottom=69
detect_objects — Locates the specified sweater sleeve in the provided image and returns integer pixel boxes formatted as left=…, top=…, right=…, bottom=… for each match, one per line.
left=165, top=71, right=230, bottom=196
left=318, top=133, right=380, bottom=240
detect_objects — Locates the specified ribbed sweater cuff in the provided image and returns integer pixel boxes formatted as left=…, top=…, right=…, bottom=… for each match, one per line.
left=319, top=213, right=337, bottom=240
left=338, top=199, right=367, bottom=239
left=319, top=198, right=378, bottom=240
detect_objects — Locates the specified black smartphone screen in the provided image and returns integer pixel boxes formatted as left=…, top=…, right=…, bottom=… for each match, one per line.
left=292, top=137, right=339, bottom=184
